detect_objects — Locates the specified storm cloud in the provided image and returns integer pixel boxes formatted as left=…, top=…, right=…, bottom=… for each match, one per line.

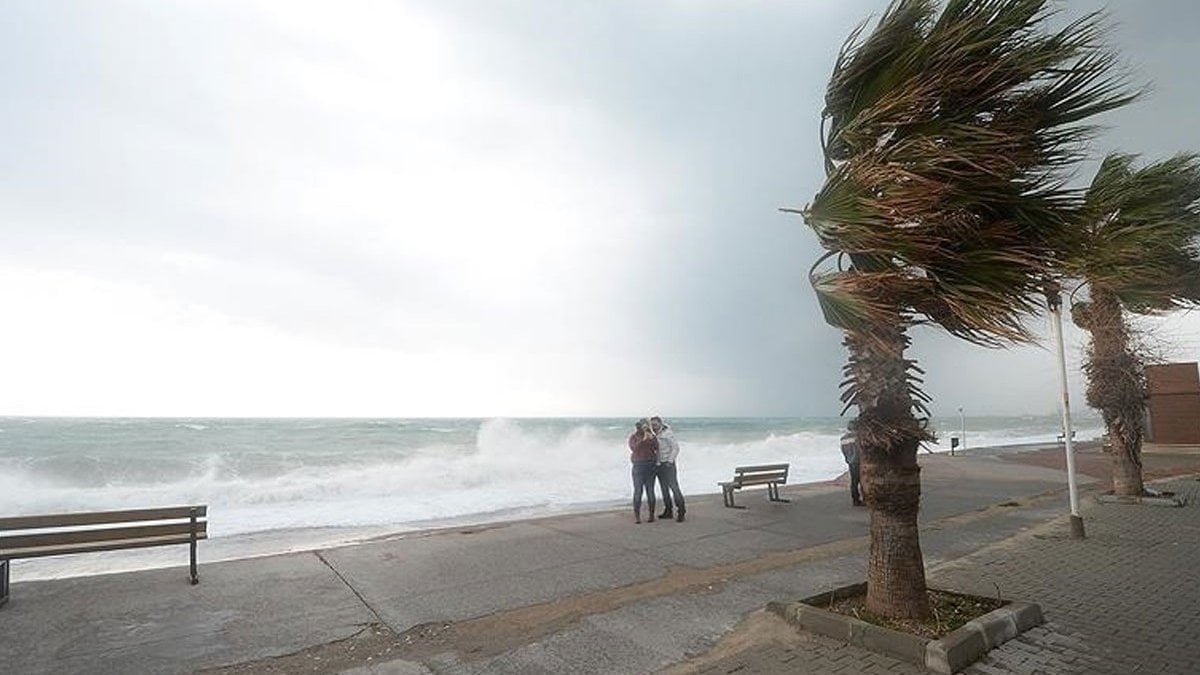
left=1, top=0, right=1197, bottom=417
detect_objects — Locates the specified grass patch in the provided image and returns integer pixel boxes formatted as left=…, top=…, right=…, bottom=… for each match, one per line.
left=826, top=590, right=1005, bottom=640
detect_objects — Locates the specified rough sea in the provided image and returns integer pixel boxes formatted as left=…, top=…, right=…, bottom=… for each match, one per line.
left=0, top=415, right=1103, bottom=578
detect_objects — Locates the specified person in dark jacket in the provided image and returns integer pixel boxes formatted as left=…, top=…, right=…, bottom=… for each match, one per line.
left=628, top=419, right=659, bottom=523
left=840, top=431, right=864, bottom=506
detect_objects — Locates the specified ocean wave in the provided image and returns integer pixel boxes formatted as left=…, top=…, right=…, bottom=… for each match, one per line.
left=0, top=417, right=1103, bottom=542
left=0, top=419, right=846, bottom=537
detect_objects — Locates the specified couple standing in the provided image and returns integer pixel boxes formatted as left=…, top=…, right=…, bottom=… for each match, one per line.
left=627, top=416, right=686, bottom=523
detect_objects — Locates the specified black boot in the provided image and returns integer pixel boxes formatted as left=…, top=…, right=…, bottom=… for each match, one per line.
left=658, top=509, right=673, bottom=520
left=675, top=509, right=685, bottom=522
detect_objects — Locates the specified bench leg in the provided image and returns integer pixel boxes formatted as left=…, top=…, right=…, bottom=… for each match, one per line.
left=724, top=488, right=746, bottom=509
left=189, top=540, right=199, bottom=585
left=768, top=483, right=791, bottom=503
left=189, top=508, right=200, bottom=585
left=1, top=559, right=9, bottom=607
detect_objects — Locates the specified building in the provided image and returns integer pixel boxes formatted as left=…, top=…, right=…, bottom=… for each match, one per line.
left=1145, top=362, right=1200, bottom=444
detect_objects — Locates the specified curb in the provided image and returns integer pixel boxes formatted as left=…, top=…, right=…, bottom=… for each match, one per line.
left=771, top=584, right=1044, bottom=675
left=1094, top=494, right=1185, bottom=507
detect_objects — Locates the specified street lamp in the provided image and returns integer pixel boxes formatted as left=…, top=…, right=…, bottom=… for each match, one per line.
left=1046, top=283, right=1085, bottom=539
left=958, top=406, right=965, bottom=456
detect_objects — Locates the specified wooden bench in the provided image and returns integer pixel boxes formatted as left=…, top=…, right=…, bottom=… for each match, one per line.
left=719, top=464, right=791, bottom=508
left=0, top=505, right=207, bottom=607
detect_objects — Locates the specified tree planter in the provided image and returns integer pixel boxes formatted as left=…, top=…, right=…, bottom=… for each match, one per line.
left=1094, top=493, right=1184, bottom=507
left=770, top=583, right=1043, bottom=674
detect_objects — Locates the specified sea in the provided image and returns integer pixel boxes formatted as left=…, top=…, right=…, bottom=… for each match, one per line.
left=0, top=415, right=1103, bottom=579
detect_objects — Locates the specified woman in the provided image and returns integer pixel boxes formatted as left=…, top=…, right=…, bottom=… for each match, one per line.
left=628, top=418, right=658, bottom=523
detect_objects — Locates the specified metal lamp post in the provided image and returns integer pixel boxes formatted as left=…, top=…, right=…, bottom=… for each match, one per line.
left=1046, top=284, right=1085, bottom=539
left=958, top=407, right=965, bottom=455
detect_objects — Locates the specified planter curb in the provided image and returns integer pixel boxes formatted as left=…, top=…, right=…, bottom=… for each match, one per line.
left=772, top=584, right=1044, bottom=675
left=926, top=601, right=1043, bottom=673
left=1095, top=494, right=1184, bottom=507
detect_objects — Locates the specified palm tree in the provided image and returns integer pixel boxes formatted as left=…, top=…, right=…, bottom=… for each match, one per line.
left=1068, top=153, right=1200, bottom=496
left=795, top=0, right=1133, bottom=619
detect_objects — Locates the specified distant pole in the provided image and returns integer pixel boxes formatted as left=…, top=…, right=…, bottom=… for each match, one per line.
left=958, top=406, right=965, bottom=455
left=1047, top=286, right=1085, bottom=539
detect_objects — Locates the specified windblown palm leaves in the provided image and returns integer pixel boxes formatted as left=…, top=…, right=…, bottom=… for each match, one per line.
left=1068, top=153, right=1200, bottom=495
left=1071, top=153, right=1200, bottom=312
left=806, top=0, right=1133, bottom=351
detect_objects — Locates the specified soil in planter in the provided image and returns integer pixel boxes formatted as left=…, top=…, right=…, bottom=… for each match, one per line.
left=825, top=591, right=1005, bottom=640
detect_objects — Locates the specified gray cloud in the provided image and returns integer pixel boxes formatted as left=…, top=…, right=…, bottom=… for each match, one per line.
left=1, top=0, right=1197, bottom=416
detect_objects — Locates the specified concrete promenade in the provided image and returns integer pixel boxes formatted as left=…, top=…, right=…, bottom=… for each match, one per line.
left=2, top=444, right=1198, bottom=674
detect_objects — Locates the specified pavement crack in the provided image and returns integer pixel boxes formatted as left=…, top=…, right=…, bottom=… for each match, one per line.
left=315, top=550, right=387, bottom=628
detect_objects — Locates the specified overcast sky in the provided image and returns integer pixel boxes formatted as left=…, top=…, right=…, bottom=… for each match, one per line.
left=2, top=0, right=1197, bottom=418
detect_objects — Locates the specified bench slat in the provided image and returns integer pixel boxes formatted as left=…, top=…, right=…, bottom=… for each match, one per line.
left=733, top=464, right=789, bottom=473
left=734, top=475, right=787, bottom=487
left=735, top=470, right=787, bottom=480
left=0, top=521, right=207, bottom=551
left=1, top=532, right=208, bottom=560
left=0, top=506, right=207, bottom=531
left=734, top=470, right=788, bottom=479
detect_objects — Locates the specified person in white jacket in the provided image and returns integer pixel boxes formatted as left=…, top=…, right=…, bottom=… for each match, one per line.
left=650, top=416, right=685, bottom=522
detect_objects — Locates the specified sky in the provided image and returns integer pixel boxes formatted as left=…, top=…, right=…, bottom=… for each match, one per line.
left=1, top=0, right=1198, bottom=418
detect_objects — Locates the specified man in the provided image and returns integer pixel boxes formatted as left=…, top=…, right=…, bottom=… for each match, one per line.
left=840, top=430, right=864, bottom=506
left=651, top=416, right=686, bottom=522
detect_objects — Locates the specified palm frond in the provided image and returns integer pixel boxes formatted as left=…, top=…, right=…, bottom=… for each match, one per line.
left=824, top=0, right=938, bottom=168
left=1073, top=153, right=1200, bottom=313
left=810, top=268, right=909, bottom=333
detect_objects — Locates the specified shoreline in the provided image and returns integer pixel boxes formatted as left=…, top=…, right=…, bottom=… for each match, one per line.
left=9, top=439, right=1092, bottom=582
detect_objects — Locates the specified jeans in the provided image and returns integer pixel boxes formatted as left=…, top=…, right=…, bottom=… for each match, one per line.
left=631, top=461, right=657, bottom=514
left=849, top=461, right=863, bottom=504
left=656, top=462, right=685, bottom=513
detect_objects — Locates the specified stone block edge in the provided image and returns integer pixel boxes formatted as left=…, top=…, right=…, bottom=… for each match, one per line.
left=770, top=585, right=1044, bottom=675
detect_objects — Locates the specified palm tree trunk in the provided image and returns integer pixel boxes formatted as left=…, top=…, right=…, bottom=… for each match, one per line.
left=863, top=448, right=927, bottom=618
left=1084, top=287, right=1146, bottom=497
left=845, top=324, right=931, bottom=620
left=1107, top=417, right=1144, bottom=496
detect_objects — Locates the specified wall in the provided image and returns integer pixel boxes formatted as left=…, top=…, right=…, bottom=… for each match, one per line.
left=1146, top=362, right=1200, bottom=444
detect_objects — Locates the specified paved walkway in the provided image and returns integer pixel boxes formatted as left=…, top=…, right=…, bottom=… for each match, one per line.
left=674, top=474, right=1200, bottom=675
left=2, top=444, right=1198, bottom=674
